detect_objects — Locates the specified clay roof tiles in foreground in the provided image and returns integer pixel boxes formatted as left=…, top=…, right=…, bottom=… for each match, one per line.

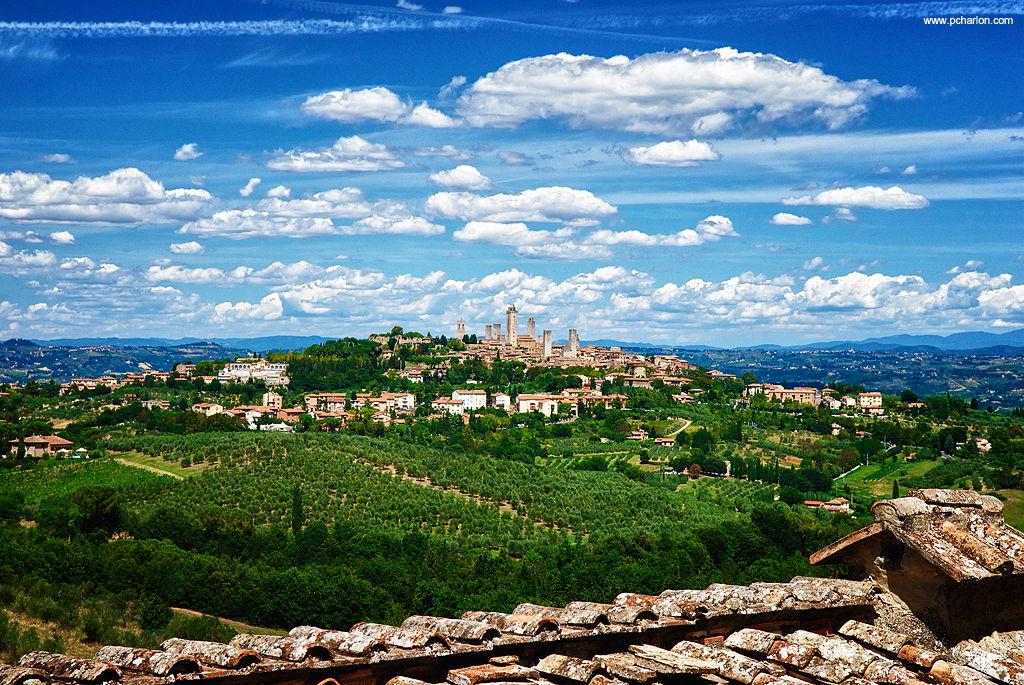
left=811, top=488, right=1024, bottom=582
left=3, top=575, right=1023, bottom=685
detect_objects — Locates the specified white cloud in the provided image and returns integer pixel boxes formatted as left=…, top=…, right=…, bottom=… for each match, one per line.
left=873, top=166, right=892, bottom=174
left=267, top=136, right=405, bottom=172
left=428, top=165, right=493, bottom=190
left=457, top=47, right=913, bottom=135
left=256, top=187, right=370, bottom=218
left=443, top=6, right=463, bottom=13
left=586, top=216, right=738, bottom=247
left=497, top=151, right=531, bottom=166
left=412, top=144, right=471, bottom=161
left=770, top=212, right=812, bottom=225
left=179, top=210, right=339, bottom=239
left=179, top=206, right=442, bottom=240
left=0, top=168, right=213, bottom=224
left=946, top=259, right=985, bottom=274
left=828, top=207, right=858, bottom=222
left=396, top=0, right=423, bottom=9
left=49, top=230, right=75, bottom=244
left=302, top=87, right=408, bottom=123
left=239, top=177, right=261, bottom=196
left=213, top=293, right=284, bottom=322
left=426, top=186, right=616, bottom=223
left=174, top=143, right=204, bottom=161
left=265, top=185, right=291, bottom=198
left=345, top=215, right=444, bottom=236
left=453, top=221, right=575, bottom=246
left=624, top=140, right=720, bottom=167
left=170, top=241, right=205, bottom=254
left=439, top=75, right=467, bottom=99
left=40, top=153, right=75, bottom=164
left=515, top=242, right=613, bottom=260
left=302, top=88, right=460, bottom=127
left=782, top=185, right=929, bottom=209
left=803, top=256, right=828, bottom=271
left=403, top=102, right=461, bottom=128
left=902, top=164, right=918, bottom=175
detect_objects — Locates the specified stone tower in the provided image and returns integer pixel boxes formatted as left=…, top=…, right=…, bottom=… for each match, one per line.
left=455, top=320, right=466, bottom=340
left=564, top=329, right=579, bottom=358
left=505, top=305, right=518, bottom=347
left=526, top=316, right=536, bottom=341
left=542, top=330, right=552, bottom=358
left=485, top=324, right=493, bottom=339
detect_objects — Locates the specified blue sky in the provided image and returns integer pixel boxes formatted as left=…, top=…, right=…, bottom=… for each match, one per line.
left=0, top=0, right=1021, bottom=345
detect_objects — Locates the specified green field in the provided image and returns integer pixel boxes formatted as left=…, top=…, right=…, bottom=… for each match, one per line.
left=833, top=459, right=940, bottom=500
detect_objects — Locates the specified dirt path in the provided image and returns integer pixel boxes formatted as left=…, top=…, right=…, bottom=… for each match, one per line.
left=369, top=461, right=576, bottom=535
left=665, top=419, right=692, bottom=436
left=172, top=607, right=287, bottom=636
left=115, top=457, right=184, bottom=480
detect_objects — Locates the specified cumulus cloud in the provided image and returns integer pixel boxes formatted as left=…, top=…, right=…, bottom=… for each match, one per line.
left=302, top=87, right=460, bottom=127
left=256, top=187, right=370, bottom=218
left=403, top=102, right=461, bottom=128
left=822, top=207, right=857, bottom=224
left=456, top=48, right=913, bottom=135
left=49, top=231, right=75, bottom=244
left=265, top=185, right=291, bottom=198
left=443, top=6, right=463, bottom=14
left=396, top=0, right=423, bottom=9
left=770, top=212, right=812, bottom=225
left=174, top=143, right=204, bottom=161
left=40, top=153, right=75, bottom=164
left=586, top=216, right=738, bottom=247
left=453, top=221, right=575, bottom=246
left=412, top=144, right=471, bottom=161
left=515, top=242, right=613, bottom=260
left=213, top=293, right=284, bottom=321
left=170, top=241, right=205, bottom=254
left=426, top=186, right=616, bottom=223
left=624, top=139, right=720, bottom=167
left=782, top=185, right=929, bottom=209
left=439, top=75, right=467, bottom=99
left=947, top=259, right=985, bottom=274
left=345, top=215, right=444, bottom=236
left=0, top=168, right=213, bottom=224
left=902, top=164, right=918, bottom=175
left=428, top=165, right=493, bottom=190
left=179, top=206, right=442, bottom=239
left=302, top=87, right=408, bottom=123
left=267, top=136, right=405, bottom=172
left=803, top=256, right=829, bottom=271
left=179, top=210, right=339, bottom=239
left=239, top=177, right=261, bottom=196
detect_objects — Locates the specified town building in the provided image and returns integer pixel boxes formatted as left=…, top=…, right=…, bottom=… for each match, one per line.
left=218, top=358, right=290, bottom=387
left=451, top=389, right=487, bottom=411
left=10, top=435, right=73, bottom=458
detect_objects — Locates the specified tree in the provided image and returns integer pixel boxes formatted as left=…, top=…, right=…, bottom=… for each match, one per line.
left=137, top=595, right=172, bottom=630
left=291, top=485, right=305, bottom=533
left=892, top=479, right=900, bottom=498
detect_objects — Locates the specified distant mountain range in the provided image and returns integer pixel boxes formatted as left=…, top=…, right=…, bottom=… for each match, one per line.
left=746, top=328, right=1024, bottom=352
left=22, top=327, right=1024, bottom=356
left=28, top=335, right=334, bottom=353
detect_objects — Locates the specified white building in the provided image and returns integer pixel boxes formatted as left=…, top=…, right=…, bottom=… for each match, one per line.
left=452, top=389, right=487, bottom=411
left=218, top=358, right=290, bottom=387
left=491, top=392, right=512, bottom=411
left=516, top=394, right=560, bottom=417
left=431, top=397, right=465, bottom=415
